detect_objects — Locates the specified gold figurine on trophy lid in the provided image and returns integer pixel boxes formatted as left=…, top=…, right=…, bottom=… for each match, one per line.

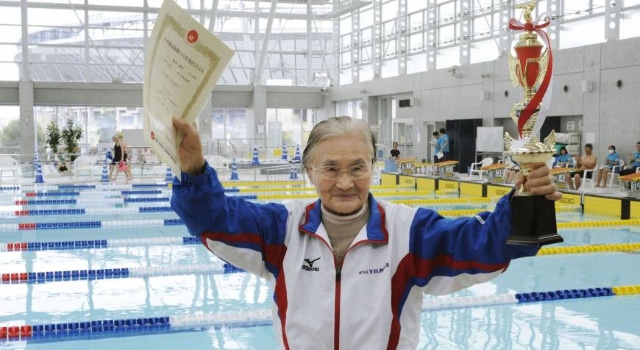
left=504, top=1, right=556, bottom=195
left=503, top=1, right=563, bottom=246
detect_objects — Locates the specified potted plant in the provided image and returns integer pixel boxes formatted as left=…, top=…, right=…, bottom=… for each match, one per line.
left=61, top=118, right=83, bottom=162
left=46, top=118, right=83, bottom=172
left=46, top=120, right=61, bottom=169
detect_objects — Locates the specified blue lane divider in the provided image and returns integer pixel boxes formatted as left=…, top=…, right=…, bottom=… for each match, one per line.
left=1, top=262, right=245, bottom=284
left=1, top=268, right=131, bottom=284
left=32, top=316, right=171, bottom=336
left=0, top=317, right=172, bottom=343
left=515, top=287, right=614, bottom=302
left=163, top=219, right=183, bottom=226
left=6, top=206, right=175, bottom=217
left=34, top=221, right=102, bottom=229
left=1, top=284, right=636, bottom=344
left=25, top=191, right=81, bottom=197
left=123, top=197, right=170, bottom=203
left=131, top=183, right=170, bottom=188
left=5, top=240, right=108, bottom=251
left=11, top=218, right=180, bottom=231
left=183, top=236, right=199, bottom=244
left=121, top=190, right=164, bottom=195
left=3, top=236, right=200, bottom=252
left=139, top=206, right=174, bottom=212
left=26, top=209, right=86, bottom=216
left=17, top=199, right=77, bottom=205
left=57, top=185, right=97, bottom=189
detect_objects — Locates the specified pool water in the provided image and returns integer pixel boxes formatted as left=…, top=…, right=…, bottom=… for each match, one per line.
left=1, top=184, right=639, bottom=349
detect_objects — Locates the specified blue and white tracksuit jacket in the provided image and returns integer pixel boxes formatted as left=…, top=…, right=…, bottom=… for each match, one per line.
left=171, top=164, right=540, bottom=350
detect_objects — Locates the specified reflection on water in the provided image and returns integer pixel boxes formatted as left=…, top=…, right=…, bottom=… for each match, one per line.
left=1, top=197, right=639, bottom=349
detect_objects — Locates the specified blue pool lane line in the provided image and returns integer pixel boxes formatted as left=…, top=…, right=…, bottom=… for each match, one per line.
left=1, top=286, right=638, bottom=343
left=0, top=263, right=244, bottom=284
left=0, top=218, right=185, bottom=231
left=5, top=206, right=175, bottom=217
left=1, top=236, right=200, bottom=252
left=14, top=194, right=256, bottom=206
left=6, top=205, right=230, bottom=217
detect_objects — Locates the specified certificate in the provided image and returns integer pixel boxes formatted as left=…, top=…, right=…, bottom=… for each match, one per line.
left=143, top=0, right=233, bottom=180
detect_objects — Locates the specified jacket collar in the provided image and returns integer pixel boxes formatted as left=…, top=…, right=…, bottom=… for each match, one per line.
left=299, top=194, right=388, bottom=243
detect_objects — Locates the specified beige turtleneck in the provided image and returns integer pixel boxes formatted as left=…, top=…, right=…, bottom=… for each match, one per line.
left=321, top=203, right=369, bottom=264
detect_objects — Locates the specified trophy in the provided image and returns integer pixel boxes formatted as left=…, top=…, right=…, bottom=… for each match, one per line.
left=504, top=1, right=563, bottom=246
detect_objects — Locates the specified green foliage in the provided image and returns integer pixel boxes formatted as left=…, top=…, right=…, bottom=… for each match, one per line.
left=46, top=118, right=83, bottom=164
left=0, top=119, right=21, bottom=146
left=46, top=121, right=60, bottom=154
left=60, top=118, right=83, bottom=162
left=0, top=119, right=47, bottom=146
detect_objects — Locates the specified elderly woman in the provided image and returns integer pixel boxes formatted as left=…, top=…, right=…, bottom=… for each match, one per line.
left=171, top=116, right=560, bottom=349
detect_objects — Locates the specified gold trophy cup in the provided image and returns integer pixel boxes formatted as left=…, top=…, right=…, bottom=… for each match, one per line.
left=504, top=2, right=563, bottom=246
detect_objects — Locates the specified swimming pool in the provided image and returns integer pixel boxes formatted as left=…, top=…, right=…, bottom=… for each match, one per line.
left=1, top=183, right=639, bottom=349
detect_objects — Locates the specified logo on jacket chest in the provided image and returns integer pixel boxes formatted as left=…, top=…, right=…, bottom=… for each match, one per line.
left=301, top=257, right=321, bottom=272
left=358, top=262, right=389, bottom=275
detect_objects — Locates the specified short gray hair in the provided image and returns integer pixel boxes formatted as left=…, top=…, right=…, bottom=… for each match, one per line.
left=302, top=116, right=376, bottom=167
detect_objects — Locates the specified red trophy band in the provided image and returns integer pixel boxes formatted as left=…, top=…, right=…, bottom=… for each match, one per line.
left=506, top=8, right=563, bottom=247
left=509, top=16, right=553, bottom=138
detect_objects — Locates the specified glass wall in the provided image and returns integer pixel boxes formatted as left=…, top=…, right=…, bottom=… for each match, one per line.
left=266, top=108, right=315, bottom=160
left=209, top=108, right=252, bottom=159
left=0, top=1, right=333, bottom=85
left=0, top=106, right=27, bottom=154
left=2, top=1, right=639, bottom=86
left=336, top=0, right=640, bottom=84
left=335, top=100, right=363, bottom=119
left=208, top=107, right=314, bottom=161
left=34, top=105, right=143, bottom=157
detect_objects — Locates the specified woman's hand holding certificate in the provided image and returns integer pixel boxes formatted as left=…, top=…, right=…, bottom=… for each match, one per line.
left=143, top=0, right=233, bottom=180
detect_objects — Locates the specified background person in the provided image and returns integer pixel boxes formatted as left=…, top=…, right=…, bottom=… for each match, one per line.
left=594, top=145, right=620, bottom=188
left=111, top=132, right=133, bottom=181
left=432, top=131, right=442, bottom=163
left=554, top=146, right=572, bottom=168
left=566, top=143, right=597, bottom=190
left=108, top=135, right=121, bottom=180
left=620, top=141, right=640, bottom=176
left=390, top=141, right=400, bottom=159
left=439, top=128, right=450, bottom=161
left=171, top=116, right=560, bottom=349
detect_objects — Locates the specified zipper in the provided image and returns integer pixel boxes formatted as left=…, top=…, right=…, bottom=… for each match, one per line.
left=333, top=240, right=383, bottom=350
left=334, top=262, right=342, bottom=350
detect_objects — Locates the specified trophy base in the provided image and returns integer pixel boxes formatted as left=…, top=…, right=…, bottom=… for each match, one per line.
left=506, top=233, right=564, bottom=246
left=508, top=195, right=563, bottom=247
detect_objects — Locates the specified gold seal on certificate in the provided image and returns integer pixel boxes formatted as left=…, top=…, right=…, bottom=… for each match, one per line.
left=143, top=0, right=234, bottom=180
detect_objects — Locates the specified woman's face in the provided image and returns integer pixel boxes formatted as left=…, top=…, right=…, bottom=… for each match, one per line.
left=306, top=135, right=372, bottom=215
left=560, top=149, right=566, bottom=155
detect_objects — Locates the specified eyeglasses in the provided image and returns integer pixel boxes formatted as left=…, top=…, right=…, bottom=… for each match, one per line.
left=311, top=164, right=371, bottom=180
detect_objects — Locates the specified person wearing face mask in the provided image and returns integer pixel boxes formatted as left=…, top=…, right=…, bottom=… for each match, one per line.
left=619, top=141, right=640, bottom=176
left=170, top=116, right=561, bottom=349
left=594, top=145, right=620, bottom=188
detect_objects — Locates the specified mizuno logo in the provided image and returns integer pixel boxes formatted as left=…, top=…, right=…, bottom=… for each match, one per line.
left=302, top=257, right=320, bottom=271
